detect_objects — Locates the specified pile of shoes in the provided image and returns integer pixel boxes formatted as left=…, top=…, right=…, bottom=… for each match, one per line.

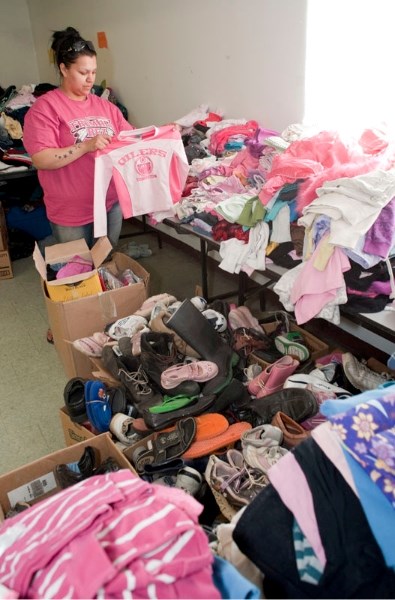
left=64, top=291, right=394, bottom=524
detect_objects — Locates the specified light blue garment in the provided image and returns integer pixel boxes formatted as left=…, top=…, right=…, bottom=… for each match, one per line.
left=321, top=383, right=395, bottom=569
left=343, top=449, right=395, bottom=569
left=320, top=381, right=395, bottom=418
left=212, top=555, right=261, bottom=599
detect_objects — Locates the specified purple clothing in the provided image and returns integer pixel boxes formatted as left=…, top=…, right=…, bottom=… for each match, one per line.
left=364, top=198, right=395, bottom=257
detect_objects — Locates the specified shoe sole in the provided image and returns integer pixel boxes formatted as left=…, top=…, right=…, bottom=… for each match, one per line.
left=274, top=335, right=309, bottom=362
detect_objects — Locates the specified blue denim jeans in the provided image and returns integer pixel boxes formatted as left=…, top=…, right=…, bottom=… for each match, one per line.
left=50, top=202, right=123, bottom=249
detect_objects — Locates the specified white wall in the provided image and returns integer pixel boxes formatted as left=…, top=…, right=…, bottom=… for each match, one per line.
left=21, top=0, right=307, bottom=131
left=0, top=0, right=39, bottom=89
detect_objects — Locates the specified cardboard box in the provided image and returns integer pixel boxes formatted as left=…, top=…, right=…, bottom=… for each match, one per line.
left=59, top=406, right=96, bottom=446
left=33, top=237, right=111, bottom=302
left=0, top=433, right=137, bottom=516
left=0, top=249, right=13, bottom=279
left=248, top=320, right=329, bottom=370
left=42, top=251, right=150, bottom=379
left=0, top=201, right=8, bottom=252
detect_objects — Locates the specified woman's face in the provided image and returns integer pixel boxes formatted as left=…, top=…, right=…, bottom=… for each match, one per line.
left=60, top=55, right=97, bottom=100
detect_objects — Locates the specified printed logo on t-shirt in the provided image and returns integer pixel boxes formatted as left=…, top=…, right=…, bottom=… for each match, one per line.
left=135, top=155, right=153, bottom=177
left=69, top=116, right=115, bottom=143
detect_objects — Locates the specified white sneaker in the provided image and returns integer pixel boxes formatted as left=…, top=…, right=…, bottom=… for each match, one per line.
left=243, top=445, right=288, bottom=473
left=342, top=352, right=391, bottom=392
left=109, top=413, right=142, bottom=445
left=106, top=315, right=148, bottom=340
left=283, top=373, right=351, bottom=396
left=175, top=466, right=203, bottom=496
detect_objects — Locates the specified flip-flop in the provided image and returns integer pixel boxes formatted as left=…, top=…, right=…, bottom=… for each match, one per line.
left=182, top=421, right=252, bottom=459
left=148, top=394, right=199, bottom=414
left=142, top=393, right=216, bottom=430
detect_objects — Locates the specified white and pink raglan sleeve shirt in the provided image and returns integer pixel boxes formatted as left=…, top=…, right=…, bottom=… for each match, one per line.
left=93, top=125, right=189, bottom=237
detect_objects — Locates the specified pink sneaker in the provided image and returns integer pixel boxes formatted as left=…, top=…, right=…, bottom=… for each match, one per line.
left=248, top=356, right=299, bottom=398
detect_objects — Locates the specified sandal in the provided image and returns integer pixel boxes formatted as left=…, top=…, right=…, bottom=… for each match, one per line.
left=160, top=361, right=219, bottom=389
left=142, top=393, right=217, bottom=431
left=148, top=394, right=199, bottom=414
left=125, top=417, right=197, bottom=472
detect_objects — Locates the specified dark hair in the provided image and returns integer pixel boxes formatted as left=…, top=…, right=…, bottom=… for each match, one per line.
left=51, top=26, right=96, bottom=70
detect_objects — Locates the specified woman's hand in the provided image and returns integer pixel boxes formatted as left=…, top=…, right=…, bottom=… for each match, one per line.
left=84, top=134, right=113, bottom=152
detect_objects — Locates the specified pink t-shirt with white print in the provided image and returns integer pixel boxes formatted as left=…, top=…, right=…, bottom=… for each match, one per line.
left=23, top=88, right=134, bottom=226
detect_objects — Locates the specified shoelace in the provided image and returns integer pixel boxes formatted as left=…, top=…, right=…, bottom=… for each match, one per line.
left=219, top=465, right=266, bottom=496
left=119, top=365, right=152, bottom=395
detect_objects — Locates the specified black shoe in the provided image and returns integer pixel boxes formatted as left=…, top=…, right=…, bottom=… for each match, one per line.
left=63, top=377, right=88, bottom=423
left=54, top=446, right=99, bottom=489
left=94, top=457, right=121, bottom=475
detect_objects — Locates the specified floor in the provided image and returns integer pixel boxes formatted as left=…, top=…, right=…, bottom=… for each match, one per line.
left=0, top=220, right=263, bottom=475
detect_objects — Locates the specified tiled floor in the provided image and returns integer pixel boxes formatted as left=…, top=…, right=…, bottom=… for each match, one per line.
left=0, top=222, right=249, bottom=475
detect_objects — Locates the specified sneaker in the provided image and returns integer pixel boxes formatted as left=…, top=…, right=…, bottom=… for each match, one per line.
left=105, top=315, right=148, bottom=340
left=243, top=444, right=288, bottom=473
left=109, top=413, right=142, bottom=445
left=175, top=466, right=203, bottom=496
left=283, top=373, right=351, bottom=396
left=134, top=294, right=178, bottom=318
left=202, top=309, right=228, bottom=332
left=241, top=424, right=283, bottom=449
left=342, top=352, right=391, bottom=392
left=274, top=332, right=310, bottom=362
left=205, top=455, right=262, bottom=510
left=243, top=363, right=262, bottom=382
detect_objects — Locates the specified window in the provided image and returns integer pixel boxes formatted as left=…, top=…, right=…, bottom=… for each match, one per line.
left=304, top=0, right=395, bottom=136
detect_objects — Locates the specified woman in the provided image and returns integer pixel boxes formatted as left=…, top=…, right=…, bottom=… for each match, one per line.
left=23, top=26, right=134, bottom=249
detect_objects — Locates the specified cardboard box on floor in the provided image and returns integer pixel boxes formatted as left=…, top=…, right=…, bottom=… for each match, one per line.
left=34, top=239, right=150, bottom=379
left=59, top=406, right=96, bottom=446
left=0, top=200, right=8, bottom=252
left=0, top=433, right=137, bottom=518
left=0, top=249, right=13, bottom=280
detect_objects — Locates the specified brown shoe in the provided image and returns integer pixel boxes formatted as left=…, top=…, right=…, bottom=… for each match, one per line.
left=271, top=411, right=310, bottom=448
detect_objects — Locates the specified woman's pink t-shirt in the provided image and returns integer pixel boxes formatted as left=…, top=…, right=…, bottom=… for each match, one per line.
left=23, top=88, right=134, bottom=226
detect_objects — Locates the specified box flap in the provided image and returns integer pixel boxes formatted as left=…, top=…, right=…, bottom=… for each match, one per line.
left=45, top=239, right=90, bottom=264
left=33, top=242, right=47, bottom=280
left=91, top=236, right=113, bottom=268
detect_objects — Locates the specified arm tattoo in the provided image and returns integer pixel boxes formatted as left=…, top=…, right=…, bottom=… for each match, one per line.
left=55, top=144, right=82, bottom=161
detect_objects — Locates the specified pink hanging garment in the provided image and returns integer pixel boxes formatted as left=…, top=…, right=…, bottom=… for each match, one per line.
left=93, top=125, right=189, bottom=237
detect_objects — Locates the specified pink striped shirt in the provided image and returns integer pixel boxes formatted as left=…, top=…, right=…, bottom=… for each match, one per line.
left=0, top=470, right=219, bottom=599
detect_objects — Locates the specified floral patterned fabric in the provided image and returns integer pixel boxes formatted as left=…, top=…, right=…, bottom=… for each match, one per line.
left=329, top=394, right=395, bottom=508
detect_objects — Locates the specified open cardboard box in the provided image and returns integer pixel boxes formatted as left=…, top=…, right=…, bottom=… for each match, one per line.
left=0, top=433, right=137, bottom=518
left=59, top=406, right=96, bottom=447
left=36, top=245, right=150, bottom=379
left=33, top=237, right=112, bottom=302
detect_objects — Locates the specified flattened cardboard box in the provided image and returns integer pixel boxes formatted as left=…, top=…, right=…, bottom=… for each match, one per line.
left=0, top=433, right=137, bottom=517
left=43, top=251, right=150, bottom=379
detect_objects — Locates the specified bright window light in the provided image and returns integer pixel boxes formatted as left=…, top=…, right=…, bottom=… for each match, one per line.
left=304, top=0, right=395, bottom=136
